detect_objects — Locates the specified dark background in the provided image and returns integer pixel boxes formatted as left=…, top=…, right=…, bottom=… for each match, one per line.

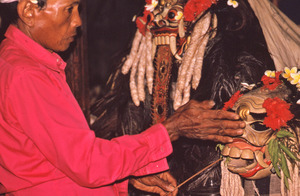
left=86, top=0, right=144, bottom=90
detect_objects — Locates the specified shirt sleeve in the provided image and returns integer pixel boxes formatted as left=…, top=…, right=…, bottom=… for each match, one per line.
left=6, top=69, right=173, bottom=188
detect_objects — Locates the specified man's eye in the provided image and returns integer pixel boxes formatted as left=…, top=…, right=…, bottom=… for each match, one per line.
left=67, top=7, right=74, bottom=13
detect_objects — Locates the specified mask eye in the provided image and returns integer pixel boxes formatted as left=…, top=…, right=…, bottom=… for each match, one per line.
left=250, top=121, right=269, bottom=131
left=167, top=9, right=183, bottom=21
left=168, top=10, right=176, bottom=19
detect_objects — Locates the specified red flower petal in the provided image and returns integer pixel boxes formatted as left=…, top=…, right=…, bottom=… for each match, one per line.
left=262, top=97, right=294, bottom=131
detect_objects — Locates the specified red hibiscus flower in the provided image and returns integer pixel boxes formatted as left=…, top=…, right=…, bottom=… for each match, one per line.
left=261, top=71, right=282, bottom=90
left=263, top=97, right=294, bottom=131
left=223, top=90, right=243, bottom=111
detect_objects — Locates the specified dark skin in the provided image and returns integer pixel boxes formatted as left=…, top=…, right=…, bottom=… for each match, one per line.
left=16, top=1, right=245, bottom=195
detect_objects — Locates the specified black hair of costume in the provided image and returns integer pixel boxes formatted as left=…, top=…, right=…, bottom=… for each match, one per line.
left=91, top=0, right=276, bottom=195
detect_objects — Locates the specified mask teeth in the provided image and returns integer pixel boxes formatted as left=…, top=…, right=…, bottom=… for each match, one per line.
left=30, top=0, right=38, bottom=4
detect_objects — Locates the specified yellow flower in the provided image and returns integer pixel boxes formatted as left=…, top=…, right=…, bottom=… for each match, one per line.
left=290, top=71, right=300, bottom=85
left=145, top=0, right=158, bottom=12
left=227, top=0, right=239, bottom=8
left=282, top=67, right=297, bottom=81
left=264, top=70, right=276, bottom=78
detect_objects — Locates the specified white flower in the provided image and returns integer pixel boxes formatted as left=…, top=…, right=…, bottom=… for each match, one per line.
left=227, top=0, right=239, bottom=8
left=241, top=82, right=255, bottom=90
left=264, top=70, right=276, bottom=78
left=145, top=0, right=158, bottom=12
left=290, top=71, right=300, bottom=85
left=282, top=67, right=297, bottom=81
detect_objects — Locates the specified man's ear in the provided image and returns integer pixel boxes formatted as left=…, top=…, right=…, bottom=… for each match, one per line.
left=17, top=0, right=37, bottom=27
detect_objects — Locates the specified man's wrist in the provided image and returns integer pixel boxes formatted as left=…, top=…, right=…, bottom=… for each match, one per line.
left=162, top=120, right=179, bottom=142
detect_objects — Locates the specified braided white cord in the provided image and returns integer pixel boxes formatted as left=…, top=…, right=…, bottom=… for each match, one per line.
left=145, top=31, right=154, bottom=95
left=220, top=160, right=245, bottom=196
left=129, top=35, right=146, bottom=106
left=122, top=30, right=143, bottom=75
left=174, top=13, right=212, bottom=110
left=137, top=36, right=147, bottom=102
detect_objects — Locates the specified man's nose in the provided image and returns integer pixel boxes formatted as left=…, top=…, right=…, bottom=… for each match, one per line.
left=72, top=10, right=82, bottom=28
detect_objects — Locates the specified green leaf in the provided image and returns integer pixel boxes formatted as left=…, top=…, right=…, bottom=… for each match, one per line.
left=216, top=144, right=224, bottom=152
left=271, top=139, right=279, bottom=165
left=284, top=175, right=290, bottom=190
left=279, top=142, right=300, bottom=161
left=276, top=129, right=295, bottom=138
left=269, top=139, right=281, bottom=178
left=280, top=152, right=290, bottom=179
left=274, top=152, right=281, bottom=178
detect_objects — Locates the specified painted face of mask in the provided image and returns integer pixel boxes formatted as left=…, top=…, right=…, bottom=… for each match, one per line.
left=147, top=0, right=189, bottom=60
left=221, top=83, right=295, bottom=180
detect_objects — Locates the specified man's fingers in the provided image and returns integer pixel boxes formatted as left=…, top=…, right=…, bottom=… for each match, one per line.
left=157, top=172, right=177, bottom=189
left=193, top=100, right=215, bottom=110
left=206, top=135, right=235, bottom=143
left=193, top=119, right=245, bottom=130
left=130, top=178, right=166, bottom=195
left=151, top=175, right=176, bottom=192
left=198, top=110, right=240, bottom=120
left=157, top=172, right=178, bottom=195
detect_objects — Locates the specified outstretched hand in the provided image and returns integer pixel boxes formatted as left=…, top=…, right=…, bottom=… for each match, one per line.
left=129, top=171, right=178, bottom=196
left=163, top=100, right=245, bottom=143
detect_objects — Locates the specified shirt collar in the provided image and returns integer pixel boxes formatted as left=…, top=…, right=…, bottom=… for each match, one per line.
left=4, top=25, right=66, bottom=72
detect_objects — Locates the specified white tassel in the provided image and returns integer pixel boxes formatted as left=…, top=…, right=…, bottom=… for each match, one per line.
left=192, top=33, right=210, bottom=89
left=145, top=31, right=154, bottom=94
left=174, top=13, right=212, bottom=110
left=122, top=30, right=143, bottom=75
left=220, top=160, right=244, bottom=196
left=129, top=36, right=146, bottom=106
left=137, top=37, right=147, bottom=102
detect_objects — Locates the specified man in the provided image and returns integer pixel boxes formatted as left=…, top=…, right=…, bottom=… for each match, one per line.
left=0, top=0, right=245, bottom=195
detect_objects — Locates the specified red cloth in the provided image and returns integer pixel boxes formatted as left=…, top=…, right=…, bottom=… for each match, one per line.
left=0, top=25, right=173, bottom=195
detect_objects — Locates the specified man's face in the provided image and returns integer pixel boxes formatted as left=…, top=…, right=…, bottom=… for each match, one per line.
left=30, top=0, right=81, bottom=52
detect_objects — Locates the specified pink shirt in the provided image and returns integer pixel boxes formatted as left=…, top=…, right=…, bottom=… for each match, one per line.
left=0, top=25, right=173, bottom=195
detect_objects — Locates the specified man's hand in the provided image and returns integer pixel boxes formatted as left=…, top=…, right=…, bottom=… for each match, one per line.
left=163, top=100, right=245, bottom=142
left=129, top=171, right=178, bottom=196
